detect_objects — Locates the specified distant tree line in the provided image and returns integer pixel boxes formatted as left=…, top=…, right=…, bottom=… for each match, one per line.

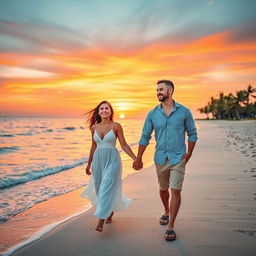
left=198, top=85, right=256, bottom=119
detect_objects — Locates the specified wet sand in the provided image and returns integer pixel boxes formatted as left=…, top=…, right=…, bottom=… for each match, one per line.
left=5, top=120, right=256, bottom=256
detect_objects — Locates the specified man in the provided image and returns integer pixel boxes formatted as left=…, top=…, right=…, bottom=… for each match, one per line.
left=133, top=80, right=198, bottom=241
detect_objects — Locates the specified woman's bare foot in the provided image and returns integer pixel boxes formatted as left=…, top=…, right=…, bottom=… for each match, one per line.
left=95, top=219, right=104, bottom=232
left=105, top=212, right=114, bottom=224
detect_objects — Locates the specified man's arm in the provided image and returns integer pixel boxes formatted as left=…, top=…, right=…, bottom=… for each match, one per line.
left=133, top=112, right=153, bottom=170
left=133, top=145, right=147, bottom=170
left=183, top=109, right=198, bottom=163
left=182, top=141, right=196, bottom=163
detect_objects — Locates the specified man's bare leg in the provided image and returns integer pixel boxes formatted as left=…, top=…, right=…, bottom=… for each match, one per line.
left=165, top=189, right=181, bottom=240
left=159, top=189, right=170, bottom=224
left=168, top=189, right=181, bottom=229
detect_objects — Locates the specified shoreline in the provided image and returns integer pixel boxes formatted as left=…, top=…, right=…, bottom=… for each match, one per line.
left=0, top=142, right=155, bottom=256
left=2, top=164, right=157, bottom=256
left=2, top=204, right=93, bottom=256
left=2, top=120, right=256, bottom=256
left=1, top=161, right=153, bottom=256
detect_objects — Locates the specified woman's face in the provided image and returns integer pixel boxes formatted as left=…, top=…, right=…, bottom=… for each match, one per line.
left=98, top=103, right=112, bottom=119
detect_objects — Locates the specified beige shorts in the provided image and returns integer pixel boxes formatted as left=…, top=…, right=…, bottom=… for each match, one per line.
left=155, top=159, right=186, bottom=191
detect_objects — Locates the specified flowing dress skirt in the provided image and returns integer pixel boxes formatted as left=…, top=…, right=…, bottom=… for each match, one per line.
left=81, top=147, right=132, bottom=219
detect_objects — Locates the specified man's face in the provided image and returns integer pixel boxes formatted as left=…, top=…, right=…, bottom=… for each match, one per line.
left=156, top=83, right=171, bottom=102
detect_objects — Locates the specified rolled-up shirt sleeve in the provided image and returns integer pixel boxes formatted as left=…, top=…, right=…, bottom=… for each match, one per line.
left=185, top=109, right=198, bottom=142
left=139, top=112, right=153, bottom=146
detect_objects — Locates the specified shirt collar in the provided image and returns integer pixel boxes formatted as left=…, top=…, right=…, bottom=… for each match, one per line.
left=157, top=100, right=181, bottom=110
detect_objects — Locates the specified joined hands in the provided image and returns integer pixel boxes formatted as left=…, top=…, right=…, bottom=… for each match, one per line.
left=133, top=158, right=143, bottom=170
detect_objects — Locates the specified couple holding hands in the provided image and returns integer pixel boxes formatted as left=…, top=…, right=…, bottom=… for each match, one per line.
left=81, top=80, right=198, bottom=241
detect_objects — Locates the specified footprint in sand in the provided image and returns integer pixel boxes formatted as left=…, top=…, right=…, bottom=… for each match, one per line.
left=234, top=230, right=256, bottom=237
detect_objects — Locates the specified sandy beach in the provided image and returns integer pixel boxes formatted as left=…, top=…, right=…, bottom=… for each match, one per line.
left=4, top=120, right=256, bottom=256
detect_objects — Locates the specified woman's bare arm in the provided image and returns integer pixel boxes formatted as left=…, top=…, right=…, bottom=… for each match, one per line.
left=85, top=125, right=97, bottom=175
left=115, top=123, right=136, bottom=161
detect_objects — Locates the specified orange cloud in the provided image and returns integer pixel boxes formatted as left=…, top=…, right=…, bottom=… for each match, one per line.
left=1, top=26, right=255, bottom=119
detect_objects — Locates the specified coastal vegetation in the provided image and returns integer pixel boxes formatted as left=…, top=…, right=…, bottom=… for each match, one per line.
left=198, top=85, right=256, bottom=120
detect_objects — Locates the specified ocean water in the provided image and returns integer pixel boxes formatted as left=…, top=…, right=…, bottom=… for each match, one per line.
left=0, top=117, right=85, bottom=223
left=0, top=117, right=148, bottom=223
left=0, top=117, right=157, bottom=255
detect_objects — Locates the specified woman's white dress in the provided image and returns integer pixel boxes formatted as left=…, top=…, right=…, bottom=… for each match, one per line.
left=81, top=127, right=132, bottom=219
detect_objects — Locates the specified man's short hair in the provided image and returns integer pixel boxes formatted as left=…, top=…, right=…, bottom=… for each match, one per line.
left=157, top=80, right=174, bottom=91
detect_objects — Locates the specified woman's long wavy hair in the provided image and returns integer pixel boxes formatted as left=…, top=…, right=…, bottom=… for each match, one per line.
left=85, top=101, right=114, bottom=129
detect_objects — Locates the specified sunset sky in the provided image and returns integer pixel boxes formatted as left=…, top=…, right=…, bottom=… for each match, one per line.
left=0, top=0, right=255, bottom=118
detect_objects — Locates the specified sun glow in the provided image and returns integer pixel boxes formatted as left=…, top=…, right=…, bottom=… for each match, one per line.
left=112, top=102, right=134, bottom=111
left=119, top=114, right=125, bottom=119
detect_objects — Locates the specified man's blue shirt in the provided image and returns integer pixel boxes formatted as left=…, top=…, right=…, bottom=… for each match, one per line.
left=139, top=101, right=198, bottom=165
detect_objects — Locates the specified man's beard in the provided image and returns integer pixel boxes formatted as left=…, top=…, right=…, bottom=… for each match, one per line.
left=158, top=93, right=169, bottom=102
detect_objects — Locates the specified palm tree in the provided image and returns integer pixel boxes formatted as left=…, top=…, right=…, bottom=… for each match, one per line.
left=208, top=97, right=219, bottom=119
left=233, top=90, right=247, bottom=119
left=198, top=106, right=210, bottom=119
left=244, top=85, right=256, bottom=117
left=198, top=107, right=204, bottom=116
left=208, top=93, right=225, bottom=119
left=223, top=93, right=236, bottom=119
left=203, top=105, right=210, bottom=119
left=217, top=92, right=225, bottom=119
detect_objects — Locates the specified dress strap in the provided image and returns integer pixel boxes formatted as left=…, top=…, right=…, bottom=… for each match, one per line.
left=112, top=122, right=116, bottom=129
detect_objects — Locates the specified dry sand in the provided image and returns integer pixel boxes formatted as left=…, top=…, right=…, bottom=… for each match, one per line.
left=6, top=120, right=256, bottom=256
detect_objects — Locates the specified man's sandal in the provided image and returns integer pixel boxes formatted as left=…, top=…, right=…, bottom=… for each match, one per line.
left=159, top=215, right=169, bottom=225
left=165, top=229, right=176, bottom=241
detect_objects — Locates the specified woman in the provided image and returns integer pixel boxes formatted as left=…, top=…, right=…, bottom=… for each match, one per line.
left=81, top=101, right=136, bottom=232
